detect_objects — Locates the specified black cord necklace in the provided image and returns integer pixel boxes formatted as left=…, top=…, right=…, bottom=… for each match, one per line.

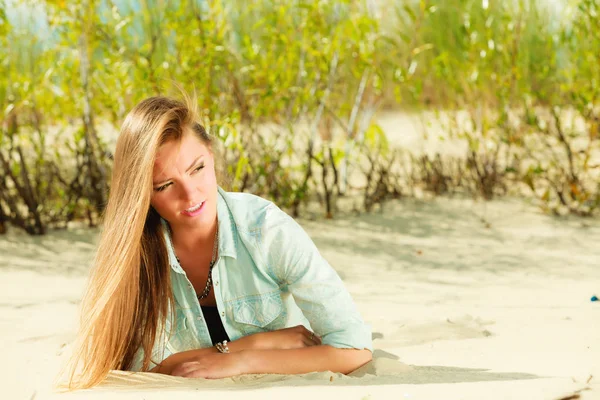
left=175, top=223, right=219, bottom=301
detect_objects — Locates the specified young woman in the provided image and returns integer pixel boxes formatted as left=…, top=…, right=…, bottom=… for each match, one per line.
left=65, top=95, right=372, bottom=389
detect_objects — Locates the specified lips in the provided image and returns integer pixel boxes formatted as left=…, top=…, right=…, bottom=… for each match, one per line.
left=185, top=202, right=204, bottom=213
left=182, top=200, right=206, bottom=216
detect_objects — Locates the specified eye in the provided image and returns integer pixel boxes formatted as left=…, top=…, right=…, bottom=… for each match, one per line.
left=193, top=163, right=205, bottom=173
left=154, top=182, right=172, bottom=192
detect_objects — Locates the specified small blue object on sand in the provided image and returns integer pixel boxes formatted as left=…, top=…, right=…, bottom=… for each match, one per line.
left=592, top=296, right=599, bottom=302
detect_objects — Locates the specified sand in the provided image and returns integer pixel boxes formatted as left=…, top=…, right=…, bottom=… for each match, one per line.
left=1, top=194, right=598, bottom=400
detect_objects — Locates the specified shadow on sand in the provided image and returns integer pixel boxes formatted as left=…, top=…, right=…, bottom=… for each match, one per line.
left=89, top=349, right=541, bottom=392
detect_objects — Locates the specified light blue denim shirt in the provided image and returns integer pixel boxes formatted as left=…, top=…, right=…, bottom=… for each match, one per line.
left=131, top=187, right=372, bottom=371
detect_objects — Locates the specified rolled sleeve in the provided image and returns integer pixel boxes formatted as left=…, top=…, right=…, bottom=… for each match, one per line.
left=263, top=205, right=373, bottom=352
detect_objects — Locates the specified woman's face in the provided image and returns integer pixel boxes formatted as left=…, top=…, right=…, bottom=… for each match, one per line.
left=150, top=131, right=218, bottom=232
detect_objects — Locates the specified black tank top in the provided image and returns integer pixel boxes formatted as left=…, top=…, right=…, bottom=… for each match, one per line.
left=201, top=305, right=230, bottom=345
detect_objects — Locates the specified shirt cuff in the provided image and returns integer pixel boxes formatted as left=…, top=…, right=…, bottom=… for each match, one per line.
left=321, top=322, right=373, bottom=352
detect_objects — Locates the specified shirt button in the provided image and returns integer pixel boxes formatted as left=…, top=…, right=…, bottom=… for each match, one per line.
left=197, top=316, right=203, bottom=321
left=221, top=311, right=225, bottom=317
left=215, top=281, right=219, bottom=286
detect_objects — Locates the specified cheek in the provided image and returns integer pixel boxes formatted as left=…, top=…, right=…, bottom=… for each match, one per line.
left=150, top=193, right=171, bottom=215
left=198, top=165, right=218, bottom=187
left=207, top=169, right=218, bottom=186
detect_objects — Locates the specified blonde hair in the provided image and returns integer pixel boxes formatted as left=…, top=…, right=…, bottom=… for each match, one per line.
left=60, top=95, right=214, bottom=389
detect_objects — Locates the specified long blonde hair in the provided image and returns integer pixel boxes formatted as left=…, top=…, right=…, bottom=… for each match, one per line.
left=61, top=95, right=214, bottom=389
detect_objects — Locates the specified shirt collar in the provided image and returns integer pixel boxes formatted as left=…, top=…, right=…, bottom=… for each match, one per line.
left=162, top=186, right=238, bottom=274
left=216, top=186, right=237, bottom=259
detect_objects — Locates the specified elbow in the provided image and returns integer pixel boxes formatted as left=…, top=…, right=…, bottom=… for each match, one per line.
left=337, top=348, right=372, bottom=375
left=351, top=348, right=373, bottom=373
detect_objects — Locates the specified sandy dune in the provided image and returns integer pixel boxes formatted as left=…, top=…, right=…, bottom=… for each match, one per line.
left=1, top=196, right=598, bottom=399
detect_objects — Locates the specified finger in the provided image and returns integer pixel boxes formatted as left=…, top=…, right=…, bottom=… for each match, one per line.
left=302, top=334, right=319, bottom=347
left=183, top=368, right=209, bottom=378
left=306, top=331, right=321, bottom=345
left=171, top=361, right=201, bottom=377
left=177, top=363, right=209, bottom=378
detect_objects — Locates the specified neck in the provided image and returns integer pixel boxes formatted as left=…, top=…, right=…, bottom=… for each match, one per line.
left=170, top=219, right=218, bottom=253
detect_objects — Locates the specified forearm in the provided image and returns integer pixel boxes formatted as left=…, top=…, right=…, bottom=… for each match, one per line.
left=151, top=335, right=256, bottom=374
left=241, top=345, right=372, bottom=375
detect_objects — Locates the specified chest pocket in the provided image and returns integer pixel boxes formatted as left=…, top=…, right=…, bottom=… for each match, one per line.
left=230, top=291, right=287, bottom=335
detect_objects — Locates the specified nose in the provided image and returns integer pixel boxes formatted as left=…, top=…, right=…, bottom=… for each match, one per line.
left=179, top=178, right=199, bottom=203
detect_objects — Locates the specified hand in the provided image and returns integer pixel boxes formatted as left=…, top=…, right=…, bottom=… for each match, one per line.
left=170, top=352, right=247, bottom=379
left=249, top=325, right=321, bottom=351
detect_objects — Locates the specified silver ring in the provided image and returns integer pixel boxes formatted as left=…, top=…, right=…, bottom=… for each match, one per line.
left=310, top=332, right=314, bottom=340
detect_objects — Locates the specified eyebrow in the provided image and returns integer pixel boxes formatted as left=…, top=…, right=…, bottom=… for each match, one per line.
left=153, top=155, right=204, bottom=186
